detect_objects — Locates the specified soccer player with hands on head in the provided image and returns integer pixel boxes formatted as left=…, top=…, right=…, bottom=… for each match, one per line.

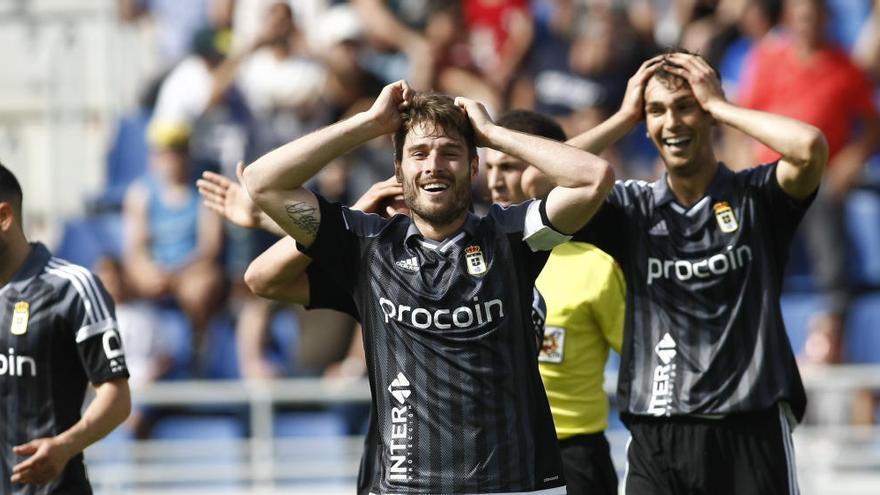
left=241, top=79, right=612, bottom=494
left=568, top=50, right=826, bottom=495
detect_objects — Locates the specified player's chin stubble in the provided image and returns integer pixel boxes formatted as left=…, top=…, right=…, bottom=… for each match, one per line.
left=403, top=179, right=471, bottom=227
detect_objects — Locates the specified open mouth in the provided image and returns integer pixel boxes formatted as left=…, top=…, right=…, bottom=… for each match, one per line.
left=662, top=136, right=693, bottom=151
left=420, top=182, right=450, bottom=193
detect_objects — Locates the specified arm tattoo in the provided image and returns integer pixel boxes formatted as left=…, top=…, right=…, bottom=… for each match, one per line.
left=285, top=202, right=320, bottom=237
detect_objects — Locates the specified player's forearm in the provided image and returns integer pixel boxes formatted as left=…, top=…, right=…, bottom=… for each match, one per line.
left=55, top=379, right=130, bottom=456
left=707, top=100, right=827, bottom=168
left=566, top=110, right=638, bottom=155
left=242, top=111, right=384, bottom=205
left=488, top=125, right=612, bottom=190
left=244, top=236, right=312, bottom=304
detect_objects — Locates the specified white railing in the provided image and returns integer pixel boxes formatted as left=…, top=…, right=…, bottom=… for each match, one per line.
left=84, top=365, right=880, bottom=494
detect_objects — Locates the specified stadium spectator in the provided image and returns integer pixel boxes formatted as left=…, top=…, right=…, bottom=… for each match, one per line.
left=487, top=109, right=625, bottom=495
left=462, top=0, right=534, bottom=97
left=122, top=122, right=224, bottom=362
left=0, top=164, right=131, bottom=492
left=242, top=81, right=613, bottom=494
left=570, top=51, right=826, bottom=494
left=738, top=0, right=880, bottom=364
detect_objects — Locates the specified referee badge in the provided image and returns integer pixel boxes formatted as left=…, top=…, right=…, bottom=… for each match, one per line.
left=713, top=202, right=739, bottom=233
left=11, top=301, right=29, bottom=336
left=465, top=245, right=487, bottom=277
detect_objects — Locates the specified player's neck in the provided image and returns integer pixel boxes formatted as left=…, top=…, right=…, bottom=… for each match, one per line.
left=666, top=159, right=720, bottom=208
left=0, top=234, right=32, bottom=287
left=412, top=211, right=469, bottom=242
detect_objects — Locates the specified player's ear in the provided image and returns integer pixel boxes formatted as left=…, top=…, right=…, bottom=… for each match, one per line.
left=0, top=202, right=14, bottom=231
left=394, top=161, right=403, bottom=183
left=470, top=156, right=479, bottom=179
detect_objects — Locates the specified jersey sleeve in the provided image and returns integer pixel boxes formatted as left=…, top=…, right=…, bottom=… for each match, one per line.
left=66, top=267, right=129, bottom=384
left=305, top=259, right=360, bottom=319
left=297, top=194, right=388, bottom=296
left=751, top=162, right=816, bottom=244
left=487, top=199, right=565, bottom=282
left=572, top=182, right=631, bottom=261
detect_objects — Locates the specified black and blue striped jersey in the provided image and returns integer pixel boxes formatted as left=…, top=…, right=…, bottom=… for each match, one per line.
left=301, top=194, right=566, bottom=495
left=576, top=163, right=811, bottom=422
left=0, top=243, right=128, bottom=495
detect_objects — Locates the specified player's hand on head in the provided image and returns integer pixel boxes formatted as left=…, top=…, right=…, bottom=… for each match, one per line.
left=368, top=80, right=413, bottom=135
left=197, top=161, right=263, bottom=229
left=662, top=53, right=726, bottom=112
left=620, top=55, right=664, bottom=122
left=351, top=176, right=405, bottom=217
left=11, top=437, right=75, bottom=485
left=454, top=96, right=494, bottom=147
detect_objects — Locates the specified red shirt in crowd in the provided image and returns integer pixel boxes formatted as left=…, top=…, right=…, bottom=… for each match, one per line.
left=738, top=34, right=877, bottom=165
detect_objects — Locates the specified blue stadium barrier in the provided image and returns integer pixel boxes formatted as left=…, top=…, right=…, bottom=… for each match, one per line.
left=844, top=294, right=880, bottom=364
left=151, top=414, right=246, bottom=440
left=846, top=190, right=880, bottom=288
left=273, top=411, right=348, bottom=438
left=781, top=293, right=827, bottom=356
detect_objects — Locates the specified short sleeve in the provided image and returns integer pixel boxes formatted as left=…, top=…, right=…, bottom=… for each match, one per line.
left=572, top=183, right=631, bottom=261
left=305, top=260, right=360, bottom=319
left=297, top=194, right=388, bottom=296
left=751, top=162, right=816, bottom=245
left=66, top=266, right=129, bottom=384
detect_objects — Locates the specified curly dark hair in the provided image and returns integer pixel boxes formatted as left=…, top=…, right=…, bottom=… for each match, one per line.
left=393, top=92, right=476, bottom=163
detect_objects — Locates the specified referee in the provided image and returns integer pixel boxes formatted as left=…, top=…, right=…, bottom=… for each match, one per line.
left=0, top=164, right=131, bottom=494
left=571, top=51, right=826, bottom=494
left=242, top=81, right=613, bottom=494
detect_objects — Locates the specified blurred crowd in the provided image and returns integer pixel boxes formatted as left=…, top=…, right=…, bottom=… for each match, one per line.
left=77, top=0, right=880, bottom=436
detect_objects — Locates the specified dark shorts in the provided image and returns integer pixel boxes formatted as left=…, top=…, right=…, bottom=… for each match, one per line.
left=558, top=432, right=618, bottom=495
left=622, top=406, right=800, bottom=495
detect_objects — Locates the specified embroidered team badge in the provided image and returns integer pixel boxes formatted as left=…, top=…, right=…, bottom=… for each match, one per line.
left=538, top=326, right=565, bottom=364
left=713, top=201, right=739, bottom=233
left=11, top=301, right=29, bottom=336
left=464, top=245, right=487, bottom=276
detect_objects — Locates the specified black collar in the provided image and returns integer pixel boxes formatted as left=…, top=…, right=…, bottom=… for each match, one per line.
left=2, top=242, right=51, bottom=294
left=404, top=213, right=480, bottom=252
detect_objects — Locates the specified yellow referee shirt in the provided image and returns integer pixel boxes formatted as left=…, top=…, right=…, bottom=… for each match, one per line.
left=536, top=241, right=625, bottom=439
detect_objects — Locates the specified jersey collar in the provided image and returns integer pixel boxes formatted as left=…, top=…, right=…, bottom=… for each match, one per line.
left=2, top=242, right=51, bottom=294
left=404, top=213, right=480, bottom=253
left=652, top=162, right=733, bottom=208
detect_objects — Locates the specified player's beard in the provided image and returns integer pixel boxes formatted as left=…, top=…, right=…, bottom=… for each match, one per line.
left=403, top=175, right=472, bottom=227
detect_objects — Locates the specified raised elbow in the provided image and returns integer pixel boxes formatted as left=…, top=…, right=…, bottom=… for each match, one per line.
left=243, top=263, right=272, bottom=298
left=807, top=129, right=829, bottom=166
left=592, top=159, right=615, bottom=198
left=241, top=162, right=268, bottom=201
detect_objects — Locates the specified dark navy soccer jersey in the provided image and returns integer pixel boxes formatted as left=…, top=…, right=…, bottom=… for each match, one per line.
left=300, top=195, right=567, bottom=495
left=0, top=243, right=129, bottom=495
left=576, top=163, right=812, bottom=422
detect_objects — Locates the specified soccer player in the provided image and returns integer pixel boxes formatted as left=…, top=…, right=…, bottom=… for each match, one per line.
left=571, top=51, right=827, bottom=494
left=486, top=110, right=624, bottom=495
left=241, top=81, right=613, bottom=493
left=0, top=164, right=131, bottom=493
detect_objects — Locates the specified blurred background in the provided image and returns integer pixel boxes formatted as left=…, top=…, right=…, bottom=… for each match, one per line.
left=2, top=0, right=880, bottom=493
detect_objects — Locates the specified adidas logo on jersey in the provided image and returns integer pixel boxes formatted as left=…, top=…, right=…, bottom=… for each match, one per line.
left=395, top=257, right=420, bottom=272
left=648, top=220, right=668, bottom=236
left=388, top=372, right=411, bottom=404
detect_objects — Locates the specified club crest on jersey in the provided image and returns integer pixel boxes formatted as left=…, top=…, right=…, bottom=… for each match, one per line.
left=10, top=301, right=29, bottom=336
left=713, top=202, right=738, bottom=233
left=464, top=245, right=487, bottom=277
